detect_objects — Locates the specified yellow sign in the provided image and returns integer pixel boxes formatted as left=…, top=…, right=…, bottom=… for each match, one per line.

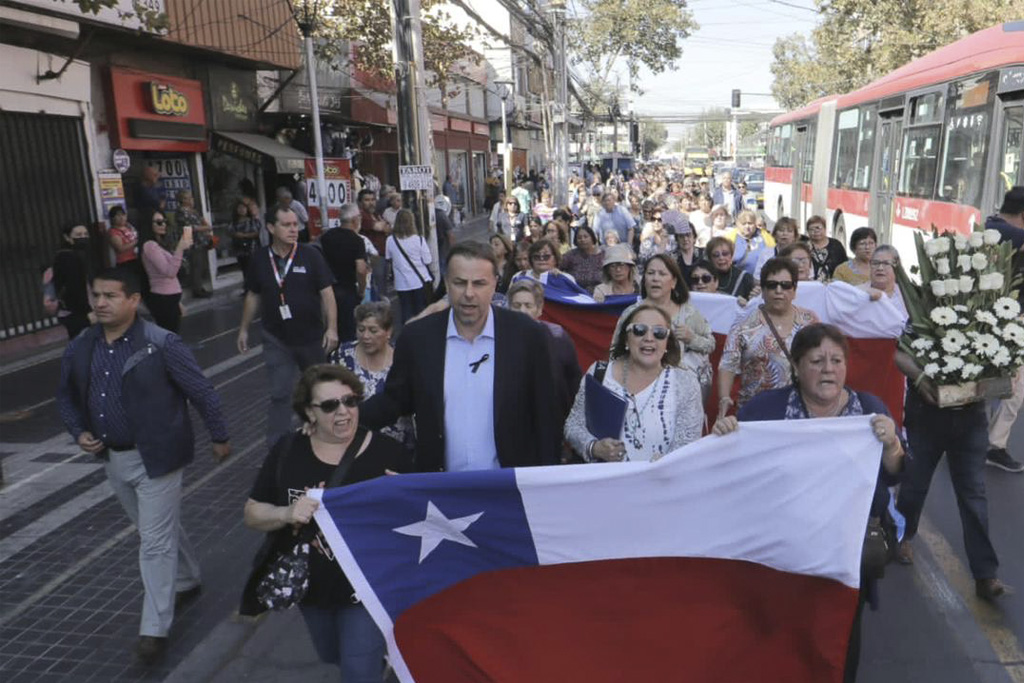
left=148, top=82, right=189, bottom=117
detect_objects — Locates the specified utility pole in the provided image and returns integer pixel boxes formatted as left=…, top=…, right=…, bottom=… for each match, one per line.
left=390, top=0, right=436, bottom=274
left=294, top=2, right=326, bottom=228
left=497, top=80, right=514, bottom=193
left=611, top=74, right=620, bottom=176
left=548, top=0, right=568, bottom=205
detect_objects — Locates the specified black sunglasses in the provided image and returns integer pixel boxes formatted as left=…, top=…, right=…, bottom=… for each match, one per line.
left=627, top=323, right=670, bottom=340
left=153, top=219, right=166, bottom=225
left=691, top=274, right=714, bottom=284
left=763, top=280, right=795, bottom=291
left=533, top=252, right=553, bottom=261
left=311, top=395, right=362, bottom=412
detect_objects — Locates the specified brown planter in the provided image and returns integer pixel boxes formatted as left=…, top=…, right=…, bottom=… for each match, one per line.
left=936, top=376, right=1014, bottom=407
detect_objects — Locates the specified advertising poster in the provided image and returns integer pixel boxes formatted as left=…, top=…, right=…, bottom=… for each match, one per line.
left=305, top=158, right=351, bottom=238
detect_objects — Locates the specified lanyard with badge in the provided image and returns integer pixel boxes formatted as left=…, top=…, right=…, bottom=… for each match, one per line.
left=269, top=243, right=297, bottom=320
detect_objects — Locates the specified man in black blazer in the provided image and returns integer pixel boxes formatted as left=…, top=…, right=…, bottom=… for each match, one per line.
left=361, top=241, right=560, bottom=471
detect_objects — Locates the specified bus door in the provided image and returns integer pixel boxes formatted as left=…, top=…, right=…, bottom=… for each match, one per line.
left=791, top=124, right=808, bottom=224
left=993, top=102, right=1024, bottom=208
left=871, top=114, right=903, bottom=244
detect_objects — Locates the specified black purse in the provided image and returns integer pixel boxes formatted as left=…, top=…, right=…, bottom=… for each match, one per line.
left=861, top=517, right=892, bottom=581
left=241, top=429, right=366, bottom=614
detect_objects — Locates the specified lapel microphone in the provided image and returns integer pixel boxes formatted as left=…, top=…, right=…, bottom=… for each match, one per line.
left=469, top=353, right=490, bottom=373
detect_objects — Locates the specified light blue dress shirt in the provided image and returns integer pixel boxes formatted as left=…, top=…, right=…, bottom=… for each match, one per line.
left=443, top=308, right=499, bottom=471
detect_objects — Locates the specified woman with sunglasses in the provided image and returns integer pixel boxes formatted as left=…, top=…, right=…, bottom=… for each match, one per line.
left=593, top=244, right=640, bottom=302
left=565, top=304, right=703, bottom=462
left=689, top=261, right=719, bottom=293
left=611, top=254, right=715, bottom=398
left=638, top=208, right=677, bottom=262
left=716, top=258, right=819, bottom=427
left=141, top=210, right=192, bottom=332
left=495, top=196, right=527, bottom=241
left=705, top=236, right=757, bottom=302
left=244, top=364, right=410, bottom=681
left=510, top=238, right=577, bottom=286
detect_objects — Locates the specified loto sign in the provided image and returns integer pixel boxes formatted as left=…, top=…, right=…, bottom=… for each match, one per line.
left=304, top=158, right=352, bottom=238
left=148, top=82, right=190, bottom=117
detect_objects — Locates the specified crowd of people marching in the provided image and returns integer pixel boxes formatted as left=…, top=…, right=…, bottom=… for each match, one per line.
left=55, top=157, right=1023, bottom=682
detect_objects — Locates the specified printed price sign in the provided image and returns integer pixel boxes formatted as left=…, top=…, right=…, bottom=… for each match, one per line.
left=304, top=158, right=351, bottom=237
left=399, top=165, right=434, bottom=192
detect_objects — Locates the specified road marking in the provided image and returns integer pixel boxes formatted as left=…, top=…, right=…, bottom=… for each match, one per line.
left=0, top=437, right=263, bottom=627
left=917, top=517, right=1024, bottom=683
left=0, top=480, right=112, bottom=559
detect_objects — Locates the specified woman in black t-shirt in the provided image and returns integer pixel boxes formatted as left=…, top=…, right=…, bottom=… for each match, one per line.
left=244, top=364, right=410, bottom=682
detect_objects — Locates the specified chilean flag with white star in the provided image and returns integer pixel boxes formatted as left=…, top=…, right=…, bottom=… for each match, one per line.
left=311, top=417, right=882, bottom=683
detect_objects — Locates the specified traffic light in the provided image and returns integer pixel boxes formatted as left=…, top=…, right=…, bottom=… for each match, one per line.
left=731, top=89, right=741, bottom=108
left=630, top=121, right=639, bottom=144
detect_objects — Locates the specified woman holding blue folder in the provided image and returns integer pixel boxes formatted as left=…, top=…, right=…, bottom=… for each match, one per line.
left=564, top=304, right=704, bottom=462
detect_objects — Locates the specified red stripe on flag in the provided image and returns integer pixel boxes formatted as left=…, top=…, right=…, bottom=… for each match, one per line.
left=395, top=557, right=859, bottom=683
left=542, top=301, right=621, bottom=372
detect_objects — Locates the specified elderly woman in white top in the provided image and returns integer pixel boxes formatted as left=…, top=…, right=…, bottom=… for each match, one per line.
left=610, top=253, right=715, bottom=398
left=859, top=244, right=908, bottom=317
left=565, top=303, right=703, bottom=462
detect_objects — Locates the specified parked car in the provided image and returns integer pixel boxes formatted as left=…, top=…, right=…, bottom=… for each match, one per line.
left=743, top=170, right=764, bottom=209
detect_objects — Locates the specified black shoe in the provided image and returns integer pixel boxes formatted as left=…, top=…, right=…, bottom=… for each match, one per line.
left=986, top=448, right=1024, bottom=473
left=136, top=636, right=167, bottom=664
left=975, top=578, right=1009, bottom=601
left=175, top=584, right=202, bottom=608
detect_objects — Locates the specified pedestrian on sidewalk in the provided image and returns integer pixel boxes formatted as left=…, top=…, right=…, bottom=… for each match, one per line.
left=319, top=203, right=368, bottom=343
left=174, top=190, right=214, bottom=298
left=50, top=222, right=97, bottom=340
left=385, top=208, right=433, bottom=325
left=141, top=212, right=191, bottom=333
left=56, top=267, right=231, bottom=664
left=238, top=206, right=339, bottom=446
left=243, top=364, right=411, bottom=682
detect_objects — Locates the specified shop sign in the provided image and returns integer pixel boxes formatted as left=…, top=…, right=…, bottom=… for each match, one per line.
left=212, top=135, right=263, bottom=166
left=112, top=149, right=131, bottom=174
left=108, top=67, right=207, bottom=152
left=98, top=171, right=127, bottom=217
left=208, top=67, right=259, bottom=131
left=281, top=85, right=344, bottom=114
left=399, top=165, right=434, bottom=192
left=304, top=158, right=351, bottom=237
left=146, top=158, right=193, bottom=213
left=148, top=82, right=190, bottom=117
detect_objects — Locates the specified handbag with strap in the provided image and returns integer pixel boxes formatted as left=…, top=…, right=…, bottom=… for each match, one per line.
left=392, top=235, right=434, bottom=303
left=246, top=429, right=367, bottom=613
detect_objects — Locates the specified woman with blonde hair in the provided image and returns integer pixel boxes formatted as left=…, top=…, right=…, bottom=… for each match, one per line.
left=384, top=208, right=432, bottom=324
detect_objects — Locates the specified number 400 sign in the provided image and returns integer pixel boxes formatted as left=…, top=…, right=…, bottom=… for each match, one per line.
left=304, top=158, right=351, bottom=237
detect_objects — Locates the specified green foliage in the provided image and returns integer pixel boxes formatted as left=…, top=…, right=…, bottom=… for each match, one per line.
left=770, top=0, right=1016, bottom=110
left=314, top=0, right=480, bottom=96
left=70, top=0, right=168, bottom=31
left=568, top=0, right=698, bottom=93
left=639, top=118, right=668, bottom=156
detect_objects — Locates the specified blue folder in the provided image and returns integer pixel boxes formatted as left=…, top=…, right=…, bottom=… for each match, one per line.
left=584, top=374, right=628, bottom=440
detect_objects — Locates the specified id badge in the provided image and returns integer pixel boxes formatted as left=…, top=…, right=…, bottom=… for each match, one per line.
left=279, top=304, right=292, bottom=320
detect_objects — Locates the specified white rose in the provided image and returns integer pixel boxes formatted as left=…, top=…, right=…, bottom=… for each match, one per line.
left=958, top=276, right=974, bottom=293
left=924, top=241, right=940, bottom=257
left=944, top=279, right=960, bottom=296
left=954, top=234, right=968, bottom=250
left=990, top=272, right=1005, bottom=290
left=969, top=232, right=985, bottom=248
left=930, top=280, right=947, bottom=297
left=957, top=254, right=972, bottom=272
left=935, top=258, right=950, bottom=275
left=935, top=237, right=951, bottom=254
left=983, top=229, right=1001, bottom=245
left=978, top=273, right=994, bottom=291
left=971, top=253, right=988, bottom=270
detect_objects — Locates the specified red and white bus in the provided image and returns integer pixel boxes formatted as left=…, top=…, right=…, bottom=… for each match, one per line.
left=765, top=21, right=1024, bottom=266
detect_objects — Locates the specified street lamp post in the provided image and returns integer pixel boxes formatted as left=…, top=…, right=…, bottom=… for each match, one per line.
left=548, top=0, right=568, bottom=206
left=294, top=1, right=327, bottom=229
left=496, top=80, right=514, bottom=193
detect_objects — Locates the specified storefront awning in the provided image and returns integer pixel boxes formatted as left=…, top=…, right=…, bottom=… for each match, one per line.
left=210, top=132, right=307, bottom=174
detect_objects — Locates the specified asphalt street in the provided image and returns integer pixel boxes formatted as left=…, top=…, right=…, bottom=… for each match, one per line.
left=0, top=223, right=1021, bottom=682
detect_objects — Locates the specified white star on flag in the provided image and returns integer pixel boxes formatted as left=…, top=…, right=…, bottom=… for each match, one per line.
left=393, top=501, right=484, bottom=563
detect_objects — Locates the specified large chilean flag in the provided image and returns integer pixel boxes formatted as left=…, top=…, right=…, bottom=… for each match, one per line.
left=311, top=418, right=882, bottom=683
left=540, top=278, right=908, bottom=428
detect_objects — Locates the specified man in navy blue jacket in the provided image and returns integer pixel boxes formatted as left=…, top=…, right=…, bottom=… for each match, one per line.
left=57, top=268, right=230, bottom=664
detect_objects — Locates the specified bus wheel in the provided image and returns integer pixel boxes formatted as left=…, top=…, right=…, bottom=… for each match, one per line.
left=834, top=213, right=847, bottom=246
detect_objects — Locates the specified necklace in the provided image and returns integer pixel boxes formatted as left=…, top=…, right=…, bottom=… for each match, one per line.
left=620, top=361, right=671, bottom=456
left=804, top=389, right=848, bottom=418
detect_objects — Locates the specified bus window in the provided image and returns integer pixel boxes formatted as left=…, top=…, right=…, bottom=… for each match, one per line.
left=832, top=109, right=860, bottom=189
left=855, top=107, right=876, bottom=189
left=802, top=121, right=816, bottom=183
left=937, top=72, right=998, bottom=208
left=768, top=127, right=781, bottom=166
left=779, top=124, right=793, bottom=167
left=1000, top=107, right=1023, bottom=192
left=898, top=127, right=941, bottom=198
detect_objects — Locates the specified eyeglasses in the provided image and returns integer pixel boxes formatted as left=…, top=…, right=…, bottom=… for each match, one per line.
left=153, top=219, right=166, bottom=225
left=763, top=280, right=795, bottom=291
left=533, top=252, right=553, bottom=261
left=710, top=250, right=732, bottom=258
left=691, top=274, right=715, bottom=284
left=627, top=323, right=670, bottom=340
left=869, top=259, right=896, bottom=268
left=310, top=395, right=361, bottom=412
left=789, top=256, right=811, bottom=265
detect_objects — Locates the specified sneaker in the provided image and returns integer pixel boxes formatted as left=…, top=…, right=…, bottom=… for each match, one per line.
left=975, top=578, right=1009, bottom=601
left=986, top=448, right=1024, bottom=473
left=896, top=539, right=914, bottom=565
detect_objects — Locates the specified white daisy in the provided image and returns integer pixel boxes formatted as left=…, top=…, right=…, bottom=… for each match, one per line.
left=994, top=297, right=1021, bottom=320
left=930, top=307, right=957, bottom=326
left=923, top=363, right=940, bottom=377
left=993, top=346, right=1012, bottom=367
left=973, top=333, right=1001, bottom=357
left=1001, top=322, right=1024, bottom=345
left=975, top=310, right=998, bottom=326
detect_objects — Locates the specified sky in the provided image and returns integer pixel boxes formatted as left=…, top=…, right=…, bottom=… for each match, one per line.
left=625, top=0, right=820, bottom=139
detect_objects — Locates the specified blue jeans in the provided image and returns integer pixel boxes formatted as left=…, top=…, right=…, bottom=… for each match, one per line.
left=896, top=395, right=999, bottom=580
left=261, top=332, right=325, bottom=447
left=397, top=288, right=427, bottom=326
left=299, top=602, right=386, bottom=683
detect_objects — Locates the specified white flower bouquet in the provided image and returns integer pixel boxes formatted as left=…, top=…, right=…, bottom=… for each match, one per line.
left=897, top=228, right=1023, bottom=407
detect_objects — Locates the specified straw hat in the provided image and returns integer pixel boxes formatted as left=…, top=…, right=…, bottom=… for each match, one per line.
left=704, top=204, right=731, bottom=228
left=602, top=244, right=635, bottom=267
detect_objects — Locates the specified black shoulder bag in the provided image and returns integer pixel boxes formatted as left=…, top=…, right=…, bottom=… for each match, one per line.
left=241, top=429, right=367, bottom=614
